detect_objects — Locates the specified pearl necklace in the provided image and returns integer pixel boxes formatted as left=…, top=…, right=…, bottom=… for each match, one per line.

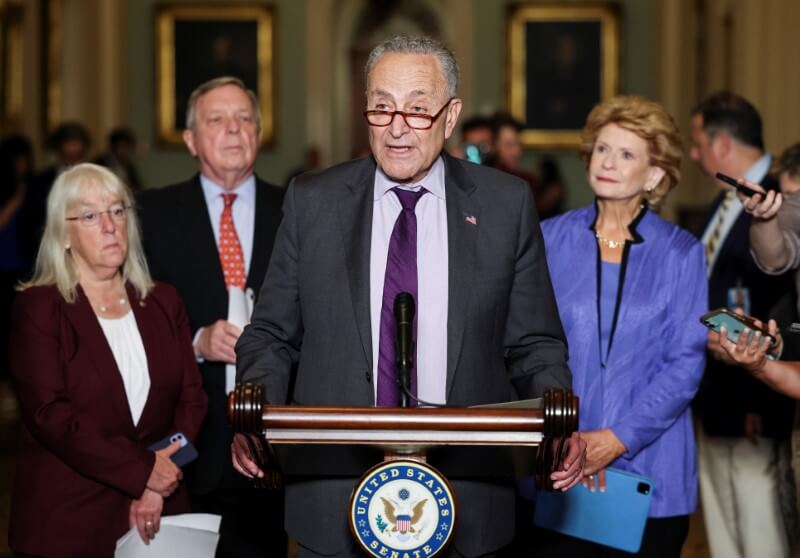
left=595, top=232, right=627, bottom=249
left=99, top=297, right=128, bottom=313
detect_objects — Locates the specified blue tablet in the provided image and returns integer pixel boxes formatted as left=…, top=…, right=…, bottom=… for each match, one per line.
left=533, top=467, right=653, bottom=553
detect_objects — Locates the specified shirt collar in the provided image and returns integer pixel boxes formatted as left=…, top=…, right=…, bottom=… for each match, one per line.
left=373, top=156, right=446, bottom=201
left=743, top=153, right=772, bottom=184
left=200, top=174, right=256, bottom=206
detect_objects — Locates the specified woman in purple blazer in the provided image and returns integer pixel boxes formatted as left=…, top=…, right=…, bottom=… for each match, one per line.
left=8, top=164, right=207, bottom=557
left=539, top=96, right=707, bottom=557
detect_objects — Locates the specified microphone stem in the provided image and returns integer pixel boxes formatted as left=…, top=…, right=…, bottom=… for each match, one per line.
left=399, top=362, right=410, bottom=408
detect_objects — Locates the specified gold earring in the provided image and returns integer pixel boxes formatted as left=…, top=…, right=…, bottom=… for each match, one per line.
left=65, top=243, right=71, bottom=250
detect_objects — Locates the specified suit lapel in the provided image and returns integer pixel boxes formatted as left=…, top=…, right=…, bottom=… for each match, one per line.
left=338, top=159, right=376, bottom=372
left=247, top=177, right=274, bottom=289
left=443, top=155, right=479, bottom=399
left=127, top=285, right=162, bottom=434
left=177, top=176, right=228, bottom=316
left=62, top=288, right=137, bottom=432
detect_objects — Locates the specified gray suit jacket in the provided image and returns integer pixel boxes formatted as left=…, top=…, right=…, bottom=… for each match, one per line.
left=237, top=153, right=571, bottom=556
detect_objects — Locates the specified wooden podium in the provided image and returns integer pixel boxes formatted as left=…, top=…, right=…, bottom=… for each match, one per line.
left=228, top=383, right=579, bottom=490
left=229, top=384, right=579, bottom=557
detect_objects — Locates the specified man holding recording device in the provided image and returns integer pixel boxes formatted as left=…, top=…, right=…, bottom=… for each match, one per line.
left=718, top=143, right=800, bottom=395
left=690, top=91, right=795, bottom=558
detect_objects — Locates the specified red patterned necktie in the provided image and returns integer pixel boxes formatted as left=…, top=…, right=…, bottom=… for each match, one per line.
left=219, top=193, right=246, bottom=289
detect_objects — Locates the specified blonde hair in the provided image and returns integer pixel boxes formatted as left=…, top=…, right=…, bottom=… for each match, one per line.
left=20, top=163, right=153, bottom=302
left=581, top=95, right=683, bottom=211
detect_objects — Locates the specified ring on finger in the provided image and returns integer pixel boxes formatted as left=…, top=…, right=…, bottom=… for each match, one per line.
left=145, top=520, right=153, bottom=528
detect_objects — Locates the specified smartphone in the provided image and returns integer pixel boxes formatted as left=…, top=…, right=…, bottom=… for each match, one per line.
left=715, top=172, right=761, bottom=197
left=700, top=308, right=776, bottom=346
left=148, top=432, right=198, bottom=467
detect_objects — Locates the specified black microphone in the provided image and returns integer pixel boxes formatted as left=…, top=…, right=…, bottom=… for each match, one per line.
left=394, top=292, right=415, bottom=408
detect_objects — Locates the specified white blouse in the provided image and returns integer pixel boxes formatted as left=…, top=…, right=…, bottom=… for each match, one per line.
left=97, top=310, right=151, bottom=425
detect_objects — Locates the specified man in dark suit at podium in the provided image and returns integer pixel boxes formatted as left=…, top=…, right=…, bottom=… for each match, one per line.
left=138, top=76, right=286, bottom=557
left=233, top=36, right=585, bottom=558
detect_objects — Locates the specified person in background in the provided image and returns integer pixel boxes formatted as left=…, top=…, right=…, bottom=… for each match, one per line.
left=18, top=122, right=91, bottom=264
left=138, top=76, right=286, bottom=558
left=691, top=91, right=795, bottom=558
left=486, top=113, right=540, bottom=199
left=715, top=314, right=800, bottom=397
left=453, top=114, right=494, bottom=163
left=537, top=156, right=566, bottom=219
left=719, top=143, right=800, bottom=556
left=0, top=135, right=35, bottom=380
left=732, top=142, right=800, bottom=275
left=538, top=95, right=707, bottom=557
left=8, top=163, right=207, bottom=557
left=95, top=126, right=143, bottom=192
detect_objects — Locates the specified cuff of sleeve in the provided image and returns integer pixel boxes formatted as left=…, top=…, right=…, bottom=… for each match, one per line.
left=123, top=449, right=157, bottom=499
left=192, top=328, right=205, bottom=363
left=750, top=230, right=797, bottom=275
left=609, top=424, right=638, bottom=460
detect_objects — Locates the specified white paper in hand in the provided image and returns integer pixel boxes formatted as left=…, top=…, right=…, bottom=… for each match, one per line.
left=115, top=513, right=221, bottom=558
left=226, top=287, right=255, bottom=393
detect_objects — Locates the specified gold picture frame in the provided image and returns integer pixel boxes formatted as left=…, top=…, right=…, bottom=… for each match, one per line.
left=507, top=4, right=619, bottom=149
left=155, top=4, right=275, bottom=146
left=44, top=0, right=62, bottom=136
left=0, top=2, right=25, bottom=132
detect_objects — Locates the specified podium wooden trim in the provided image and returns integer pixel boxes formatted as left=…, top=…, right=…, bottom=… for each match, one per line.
left=228, top=384, right=578, bottom=488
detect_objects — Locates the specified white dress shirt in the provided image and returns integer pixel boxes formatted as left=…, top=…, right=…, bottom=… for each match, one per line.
left=98, top=311, right=150, bottom=425
left=194, top=175, right=257, bottom=359
left=370, top=156, right=449, bottom=406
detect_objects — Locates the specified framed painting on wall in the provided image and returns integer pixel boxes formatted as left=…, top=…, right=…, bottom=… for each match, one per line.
left=155, top=4, right=275, bottom=146
left=1, top=2, right=25, bottom=132
left=507, top=4, right=620, bottom=149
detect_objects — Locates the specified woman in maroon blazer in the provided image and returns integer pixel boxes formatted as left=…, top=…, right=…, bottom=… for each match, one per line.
left=8, top=163, right=207, bottom=557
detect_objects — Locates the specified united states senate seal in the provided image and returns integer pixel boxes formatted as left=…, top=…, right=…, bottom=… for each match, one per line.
left=349, top=460, right=457, bottom=558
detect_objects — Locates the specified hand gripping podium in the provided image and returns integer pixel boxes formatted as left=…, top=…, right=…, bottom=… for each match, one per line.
left=229, top=384, right=578, bottom=558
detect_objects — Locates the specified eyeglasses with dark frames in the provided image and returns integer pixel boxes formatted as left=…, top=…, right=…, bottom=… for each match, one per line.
left=363, top=98, right=455, bottom=130
left=66, top=204, right=131, bottom=228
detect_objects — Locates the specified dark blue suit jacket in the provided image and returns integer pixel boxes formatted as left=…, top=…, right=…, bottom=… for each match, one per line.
left=138, top=175, right=285, bottom=493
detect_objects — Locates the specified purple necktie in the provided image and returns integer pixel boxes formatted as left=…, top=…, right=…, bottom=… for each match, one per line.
left=377, top=187, right=427, bottom=407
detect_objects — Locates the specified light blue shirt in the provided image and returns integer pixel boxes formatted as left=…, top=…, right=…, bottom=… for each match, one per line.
left=370, top=156, right=449, bottom=405
left=599, top=261, right=621, bottom=364
left=200, top=174, right=256, bottom=274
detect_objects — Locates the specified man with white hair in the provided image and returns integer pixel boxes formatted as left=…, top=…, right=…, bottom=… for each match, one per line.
left=138, top=76, right=286, bottom=557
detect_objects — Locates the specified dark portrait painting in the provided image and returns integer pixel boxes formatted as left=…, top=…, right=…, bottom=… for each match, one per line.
left=524, top=21, right=601, bottom=131
left=156, top=5, right=275, bottom=146
left=173, top=20, right=259, bottom=131
left=508, top=5, right=619, bottom=148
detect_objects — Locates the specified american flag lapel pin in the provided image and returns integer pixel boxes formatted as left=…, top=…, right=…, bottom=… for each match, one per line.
left=464, top=214, right=477, bottom=226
